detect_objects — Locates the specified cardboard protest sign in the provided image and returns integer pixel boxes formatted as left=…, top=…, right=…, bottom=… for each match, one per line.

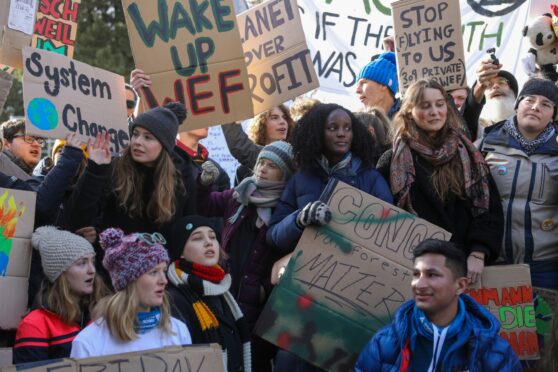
left=0, top=70, right=14, bottom=115
left=468, top=265, right=539, bottom=360
left=392, top=0, right=467, bottom=95
left=22, top=47, right=129, bottom=152
left=0, top=0, right=38, bottom=69
left=0, top=188, right=36, bottom=330
left=1, top=344, right=225, bottom=371
left=0, top=65, right=16, bottom=74
left=32, top=0, right=81, bottom=58
left=122, top=0, right=253, bottom=131
left=255, top=180, right=451, bottom=370
left=237, top=0, right=319, bottom=114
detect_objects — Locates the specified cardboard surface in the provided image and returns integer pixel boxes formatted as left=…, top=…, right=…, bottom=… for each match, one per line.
left=2, top=344, right=225, bottom=371
left=0, top=276, right=28, bottom=330
left=123, top=0, right=253, bottom=131
left=0, top=0, right=37, bottom=69
left=31, top=0, right=81, bottom=58
left=22, top=47, right=129, bottom=152
left=392, top=0, right=467, bottom=94
left=237, top=0, right=319, bottom=114
left=468, top=265, right=539, bottom=360
left=0, top=188, right=36, bottom=240
left=0, top=70, right=13, bottom=115
left=2, top=238, right=31, bottom=277
left=255, top=180, right=451, bottom=371
left=0, top=349, right=12, bottom=369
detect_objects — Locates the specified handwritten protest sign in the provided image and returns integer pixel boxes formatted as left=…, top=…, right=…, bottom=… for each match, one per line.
left=468, top=265, right=539, bottom=360
left=32, top=0, right=81, bottom=58
left=0, top=188, right=36, bottom=330
left=237, top=0, right=319, bottom=114
left=392, top=0, right=467, bottom=94
left=255, top=180, right=450, bottom=371
left=122, top=0, right=253, bottom=131
left=0, top=0, right=37, bottom=69
left=22, top=47, right=129, bottom=152
left=0, top=344, right=225, bottom=371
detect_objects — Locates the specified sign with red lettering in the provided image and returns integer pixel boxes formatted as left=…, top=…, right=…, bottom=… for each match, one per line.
left=122, top=0, right=253, bottom=131
left=392, top=0, right=467, bottom=94
left=32, top=0, right=81, bottom=58
left=22, top=47, right=129, bottom=153
left=237, top=0, right=319, bottom=114
left=467, top=265, right=539, bottom=360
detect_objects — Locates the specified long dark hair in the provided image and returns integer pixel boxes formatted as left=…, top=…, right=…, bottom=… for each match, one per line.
left=291, top=103, right=378, bottom=171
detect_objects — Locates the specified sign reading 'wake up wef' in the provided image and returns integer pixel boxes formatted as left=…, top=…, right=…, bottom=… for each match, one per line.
left=123, top=0, right=253, bottom=131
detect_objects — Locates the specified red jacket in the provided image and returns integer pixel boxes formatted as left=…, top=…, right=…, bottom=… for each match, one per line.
left=13, top=308, right=85, bottom=365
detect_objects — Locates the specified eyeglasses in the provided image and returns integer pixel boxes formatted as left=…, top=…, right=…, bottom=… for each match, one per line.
left=137, top=232, right=167, bottom=246
left=12, top=134, right=45, bottom=145
left=126, top=100, right=137, bottom=109
left=521, top=96, right=555, bottom=112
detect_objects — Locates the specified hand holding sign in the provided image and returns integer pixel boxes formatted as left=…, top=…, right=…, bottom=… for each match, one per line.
left=130, top=68, right=151, bottom=91
left=87, top=132, right=111, bottom=165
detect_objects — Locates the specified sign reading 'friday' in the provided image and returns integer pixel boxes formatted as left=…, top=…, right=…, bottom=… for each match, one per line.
left=22, top=47, right=129, bottom=152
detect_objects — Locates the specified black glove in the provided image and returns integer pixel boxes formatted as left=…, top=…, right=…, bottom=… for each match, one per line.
left=296, top=201, right=332, bottom=228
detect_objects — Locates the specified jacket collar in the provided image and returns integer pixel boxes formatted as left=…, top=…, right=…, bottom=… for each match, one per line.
left=482, top=118, right=558, bottom=156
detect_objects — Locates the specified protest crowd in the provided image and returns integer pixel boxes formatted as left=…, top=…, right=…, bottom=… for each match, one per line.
left=0, top=0, right=557, bottom=371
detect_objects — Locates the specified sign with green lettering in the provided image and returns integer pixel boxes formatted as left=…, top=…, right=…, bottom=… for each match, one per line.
left=122, top=0, right=253, bottom=131
left=22, top=47, right=129, bottom=153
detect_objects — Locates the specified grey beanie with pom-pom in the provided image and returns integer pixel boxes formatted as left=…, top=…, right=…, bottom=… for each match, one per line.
left=32, top=226, right=95, bottom=283
left=131, top=102, right=187, bottom=154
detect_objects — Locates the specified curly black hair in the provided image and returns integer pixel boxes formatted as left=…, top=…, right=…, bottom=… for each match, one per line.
left=291, top=103, right=379, bottom=171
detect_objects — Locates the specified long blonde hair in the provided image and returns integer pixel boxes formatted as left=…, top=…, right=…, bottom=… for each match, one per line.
left=41, top=274, right=110, bottom=325
left=394, top=79, right=465, bottom=202
left=95, top=283, right=173, bottom=342
left=248, top=104, right=294, bottom=145
left=112, top=147, right=183, bottom=226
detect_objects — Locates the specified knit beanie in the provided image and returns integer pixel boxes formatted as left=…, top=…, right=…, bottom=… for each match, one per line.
left=497, top=70, right=519, bottom=98
left=32, top=226, right=95, bottom=283
left=100, top=228, right=170, bottom=291
left=169, top=215, right=219, bottom=261
left=358, top=52, right=398, bottom=96
left=515, top=78, right=558, bottom=116
left=257, top=141, right=295, bottom=181
left=130, top=102, right=187, bottom=155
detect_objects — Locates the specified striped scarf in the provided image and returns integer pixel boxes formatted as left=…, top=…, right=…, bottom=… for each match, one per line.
left=168, top=260, right=252, bottom=372
left=504, top=116, right=556, bottom=155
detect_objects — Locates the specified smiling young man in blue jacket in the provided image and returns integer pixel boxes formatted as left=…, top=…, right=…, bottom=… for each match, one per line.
left=355, top=239, right=521, bottom=372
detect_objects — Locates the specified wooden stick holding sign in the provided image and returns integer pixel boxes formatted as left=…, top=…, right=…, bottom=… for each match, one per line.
left=237, top=0, right=319, bottom=114
left=122, top=0, right=253, bottom=131
left=392, top=0, right=467, bottom=95
left=22, top=47, right=129, bottom=153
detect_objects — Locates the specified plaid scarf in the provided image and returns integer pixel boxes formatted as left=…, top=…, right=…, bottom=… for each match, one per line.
left=504, top=117, right=556, bottom=155
left=229, top=175, right=287, bottom=226
left=390, top=129, right=490, bottom=216
left=168, top=260, right=252, bottom=372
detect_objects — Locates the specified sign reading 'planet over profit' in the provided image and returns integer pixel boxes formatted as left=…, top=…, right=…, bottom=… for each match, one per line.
left=22, top=47, right=129, bottom=152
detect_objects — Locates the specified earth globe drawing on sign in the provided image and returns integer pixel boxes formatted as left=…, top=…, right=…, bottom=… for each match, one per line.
left=27, top=98, right=58, bottom=130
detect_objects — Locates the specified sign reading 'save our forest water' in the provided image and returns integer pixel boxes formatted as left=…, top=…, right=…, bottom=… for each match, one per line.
left=255, top=180, right=451, bottom=371
left=237, top=0, right=319, bottom=114
left=392, top=0, right=467, bottom=94
left=122, top=0, right=253, bottom=131
left=22, top=48, right=129, bottom=153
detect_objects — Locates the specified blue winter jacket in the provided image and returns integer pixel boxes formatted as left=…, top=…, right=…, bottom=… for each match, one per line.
left=266, top=156, right=393, bottom=255
left=355, top=294, right=521, bottom=372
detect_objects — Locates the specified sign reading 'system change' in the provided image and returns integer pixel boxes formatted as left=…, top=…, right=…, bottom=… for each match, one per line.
left=22, top=47, right=129, bottom=153
left=122, top=0, right=253, bottom=130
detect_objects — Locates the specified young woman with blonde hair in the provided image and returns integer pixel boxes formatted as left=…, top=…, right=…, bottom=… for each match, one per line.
left=68, top=102, right=196, bottom=242
left=70, top=228, right=191, bottom=357
left=14, top=227, right=110, bottom=364
left=377, top=78, right=504, bottom=283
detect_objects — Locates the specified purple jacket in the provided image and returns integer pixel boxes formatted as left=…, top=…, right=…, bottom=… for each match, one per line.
left=197, top=184, right=276, bottom=328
